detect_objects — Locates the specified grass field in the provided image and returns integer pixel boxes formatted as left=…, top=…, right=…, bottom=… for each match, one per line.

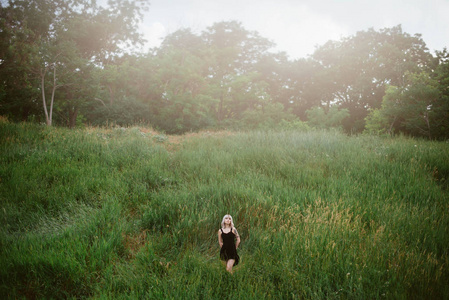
left=1, top=120, right=448, bottom=299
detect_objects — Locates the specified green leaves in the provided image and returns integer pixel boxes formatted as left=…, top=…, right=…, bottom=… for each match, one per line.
left=365, top=71, right=447, bottom=139
left=1, top=4, right=448, bottom=139
left=311, top=25, right=433, bottom=132
left=0, top=0, right=147, bottom=126
left=306, top=106, right=349, bottom=129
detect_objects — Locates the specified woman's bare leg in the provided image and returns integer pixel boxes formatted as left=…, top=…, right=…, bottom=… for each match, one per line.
left=226, top=259, right=235, bottom=273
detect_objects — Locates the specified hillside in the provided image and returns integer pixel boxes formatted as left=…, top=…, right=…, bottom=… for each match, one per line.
left=1, top=121, right=448, bottom=299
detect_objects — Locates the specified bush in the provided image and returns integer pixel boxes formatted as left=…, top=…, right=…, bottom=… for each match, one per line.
left=306, top=106, right=349, bottom=129
left=87, top=98, right=150, bottom=126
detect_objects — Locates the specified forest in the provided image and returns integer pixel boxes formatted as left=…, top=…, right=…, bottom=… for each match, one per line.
left=1, top=0, right=448, bottom=138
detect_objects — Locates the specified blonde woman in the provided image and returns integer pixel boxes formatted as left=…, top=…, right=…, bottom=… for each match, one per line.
left=218, top=214, right=240, bottom=273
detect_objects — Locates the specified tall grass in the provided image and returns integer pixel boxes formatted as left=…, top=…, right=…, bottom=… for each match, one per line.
left=1, top=121, right=448, bottom=299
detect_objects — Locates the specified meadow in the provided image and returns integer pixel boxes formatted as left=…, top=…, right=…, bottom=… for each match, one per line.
left=0, top=120, right=448, bottom=299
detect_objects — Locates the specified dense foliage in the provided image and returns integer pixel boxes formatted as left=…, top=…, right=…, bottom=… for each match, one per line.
left=1, top=1, right=448, bottom=137
left=1, top=120, right=448, bottom=298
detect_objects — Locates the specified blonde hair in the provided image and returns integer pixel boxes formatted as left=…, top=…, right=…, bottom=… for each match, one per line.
left=221, top=214, right=235, bottom=229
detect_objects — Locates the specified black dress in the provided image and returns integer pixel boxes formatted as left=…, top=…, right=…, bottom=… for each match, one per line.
left=220, top=228, right=239, bottom=266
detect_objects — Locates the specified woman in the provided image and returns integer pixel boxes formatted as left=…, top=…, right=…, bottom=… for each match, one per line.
left=218, top=214, right=240, bottom=273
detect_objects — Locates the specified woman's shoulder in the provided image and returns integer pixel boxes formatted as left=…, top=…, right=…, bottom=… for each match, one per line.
left=233, top=227, right=240, bottom=236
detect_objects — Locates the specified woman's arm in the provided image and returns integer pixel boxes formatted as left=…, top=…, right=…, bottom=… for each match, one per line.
left=218, top=230, right=223, bottom=248
left=234, top=228, right=241, bottom=249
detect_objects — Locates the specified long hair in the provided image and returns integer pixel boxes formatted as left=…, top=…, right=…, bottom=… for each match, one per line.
left=221, top=214, right=235, bottom=229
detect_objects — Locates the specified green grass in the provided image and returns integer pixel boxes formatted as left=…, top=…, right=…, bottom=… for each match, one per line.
left=1, top=120, right=448, bottom=299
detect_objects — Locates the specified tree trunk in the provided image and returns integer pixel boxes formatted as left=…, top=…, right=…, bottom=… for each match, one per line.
left=41, top=63, right=59, bottom=126
left=22, top=106, right=31, bottom=122
left=424, top=111, right=431, bottom=139
left=68, top=106, right=78, bottom=128
left=108, top=85, right=114, bottom=104
left=49, top=64, right=57, bottom=126
left=41, top=68, right=51, bottom=125
left=218, top=92, right=224, bottom=122
left=388, top=115, right=397, bottom=135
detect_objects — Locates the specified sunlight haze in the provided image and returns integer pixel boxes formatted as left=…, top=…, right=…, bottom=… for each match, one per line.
left=141, top=0, right=449, bottom=59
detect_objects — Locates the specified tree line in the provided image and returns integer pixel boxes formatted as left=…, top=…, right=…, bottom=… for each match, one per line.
left=1, top=0, right=448, bottom=138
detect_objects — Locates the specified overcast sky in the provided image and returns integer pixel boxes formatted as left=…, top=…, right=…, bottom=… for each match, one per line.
left=140, top=0, right=449, bottom=60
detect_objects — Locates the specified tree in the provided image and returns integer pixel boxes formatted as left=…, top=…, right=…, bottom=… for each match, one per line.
left=431, top=48, right=449, bottom=139
left=273, top=57, right=325, bottom=120
left=311, top=25, right=433, bottom=132
left=0, top=0, right=148, bottom=126
left=306, top=106, right=349, bottom=129
left=365, top=71, right=443, bottom=138
left=149, top=29, right=215, bottom=133
left=201, top=21, right=274, bottom=123
left=0, top=0, right=64, bottom=122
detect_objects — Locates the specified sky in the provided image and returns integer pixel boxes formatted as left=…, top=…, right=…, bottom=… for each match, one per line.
left=139, top=0, right=449, bottom=60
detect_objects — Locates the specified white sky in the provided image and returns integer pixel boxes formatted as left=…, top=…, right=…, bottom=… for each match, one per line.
left=140, top=0, right=449, bottom=59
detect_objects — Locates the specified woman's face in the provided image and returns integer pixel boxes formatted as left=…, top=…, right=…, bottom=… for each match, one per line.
left=224, top=216, right=232, bottom=225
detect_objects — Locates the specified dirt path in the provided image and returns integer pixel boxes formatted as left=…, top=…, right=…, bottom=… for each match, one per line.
left=139, top=128, right=235, bottom=150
